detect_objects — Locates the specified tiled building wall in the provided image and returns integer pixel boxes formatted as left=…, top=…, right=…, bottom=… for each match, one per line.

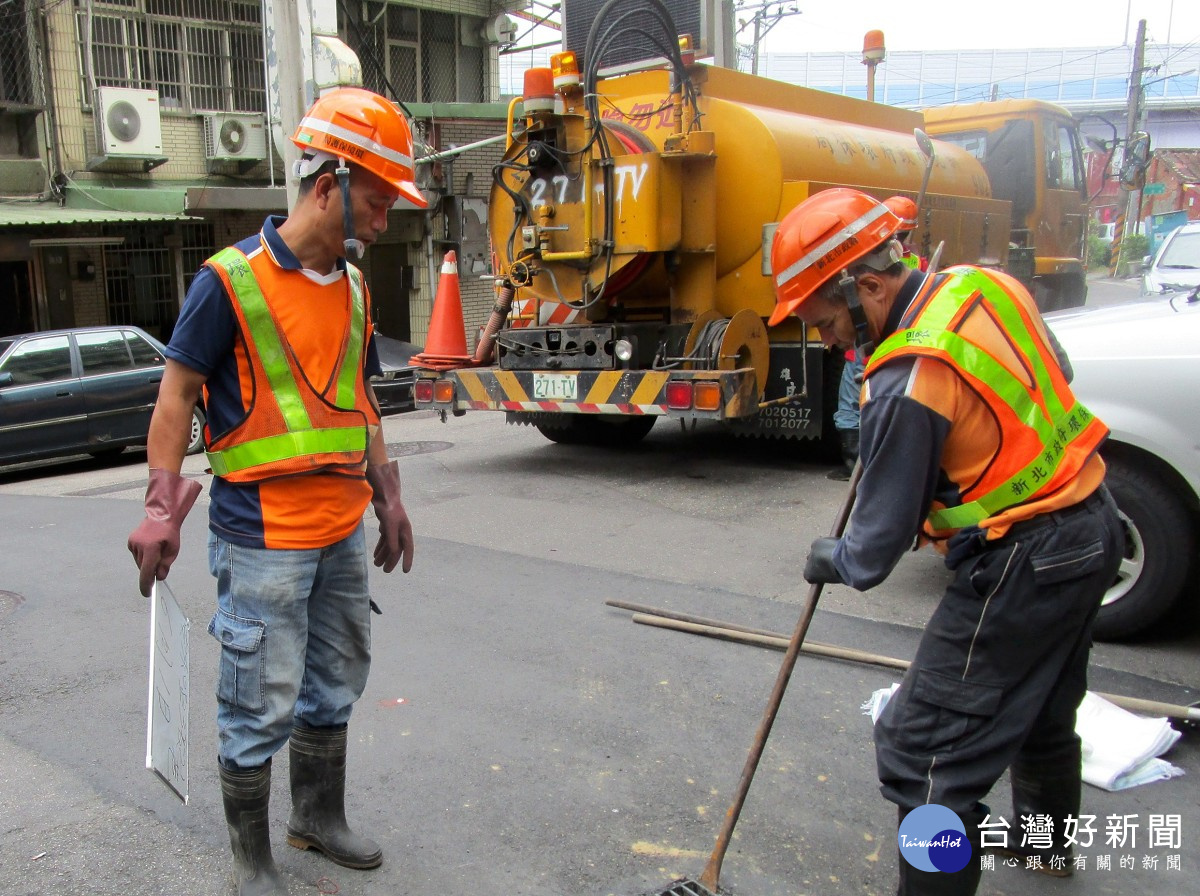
left=421, top=117, right=507, bottom=350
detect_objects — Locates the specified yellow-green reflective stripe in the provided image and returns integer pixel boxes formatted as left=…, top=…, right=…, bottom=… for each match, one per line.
left=899, top=269, right=1070, bottom=419
left=336, top=267, right=365, bottom=408
left=212, top=248, right=312, bottom=430
left=871, top=268, right=1097, bottom=528
left=927, top=402, right=1097, bottom=530
left=206, top=427, right=368, bottom=477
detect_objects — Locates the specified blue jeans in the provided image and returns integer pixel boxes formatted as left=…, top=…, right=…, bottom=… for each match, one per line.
left=833, top=354, right=865, bottom=432
left=207, top=523, right=373, bottom=769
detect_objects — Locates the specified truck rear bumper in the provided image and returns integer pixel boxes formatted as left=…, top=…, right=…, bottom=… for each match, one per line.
left=415, top=366, right=762, bottom=419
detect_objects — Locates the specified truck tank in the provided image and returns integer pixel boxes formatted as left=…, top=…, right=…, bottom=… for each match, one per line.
left=490, top=64, right=995, bottom=325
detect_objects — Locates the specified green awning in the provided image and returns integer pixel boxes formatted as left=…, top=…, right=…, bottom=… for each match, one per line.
left=0, top=202, right=191, bottom=227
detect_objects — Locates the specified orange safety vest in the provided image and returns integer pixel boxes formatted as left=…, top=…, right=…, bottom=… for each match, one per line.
left=867, top=265, right=1108, bottom=531
left=203, top=246, right=377, bottom=483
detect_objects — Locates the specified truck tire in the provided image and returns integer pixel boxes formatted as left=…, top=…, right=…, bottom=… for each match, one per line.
left=1033, top=273, right=1087, bottom=313
left=535, top=415, right=656, bottom=447
left=1092, top=455, right=1197, bottom=641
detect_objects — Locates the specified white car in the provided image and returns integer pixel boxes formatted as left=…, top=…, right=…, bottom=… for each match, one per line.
left=1142, top=221, right=1200, bottom=296
left=1046, top=290, right=1200, bottom=640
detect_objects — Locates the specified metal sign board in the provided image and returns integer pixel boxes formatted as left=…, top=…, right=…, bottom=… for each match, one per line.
left=146, top=579, right=190, bottom=804
left=1142, top=182, right=1166, bottom=195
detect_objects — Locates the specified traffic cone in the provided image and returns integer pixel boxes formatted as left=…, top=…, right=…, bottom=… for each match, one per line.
left=413, top=251, right=472, bottom=370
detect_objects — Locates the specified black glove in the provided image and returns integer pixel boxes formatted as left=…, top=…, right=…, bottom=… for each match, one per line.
left=803, top=536, right=843, bottom=585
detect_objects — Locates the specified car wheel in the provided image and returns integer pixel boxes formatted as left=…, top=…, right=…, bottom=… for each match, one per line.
left=186, top=406, right=206, bottom=456
left=1093, top=456, right=1198, bottom=641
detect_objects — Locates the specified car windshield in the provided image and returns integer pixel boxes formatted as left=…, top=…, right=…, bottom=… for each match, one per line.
left=0, top=338, right=14, bottom=360
left=1159, top=230, right=1200, bottom=269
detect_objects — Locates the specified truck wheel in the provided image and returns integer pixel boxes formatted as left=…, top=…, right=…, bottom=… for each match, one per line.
left=1092, top=455, right=1197, bottom=641
left=535, top=415, right=656, bottom=447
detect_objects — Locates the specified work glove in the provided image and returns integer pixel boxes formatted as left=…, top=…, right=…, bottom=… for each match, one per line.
left=128, top=468, right=203, bottom=597
left=365, top=460, right=414, bottom=574
left=803, top=536, right=843, bottom=585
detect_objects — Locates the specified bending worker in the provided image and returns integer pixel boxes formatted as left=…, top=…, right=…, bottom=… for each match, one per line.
left=768, top=188, right=1122, bottom=895
left=128, top=88, right=423, bottom=894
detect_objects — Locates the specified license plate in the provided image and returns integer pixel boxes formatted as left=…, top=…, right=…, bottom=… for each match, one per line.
left=532, top=373, right=578, bottom=401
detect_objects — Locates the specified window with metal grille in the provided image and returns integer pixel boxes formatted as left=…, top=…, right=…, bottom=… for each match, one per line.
left=102, top=221, right=214, bottom=343
left=74, top=0, right=264, bottom=114
left=0, top=1, right=41, bottom=109
left=353, top=2, right=488, bottom=104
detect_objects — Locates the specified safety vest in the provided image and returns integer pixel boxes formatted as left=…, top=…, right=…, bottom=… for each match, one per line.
left=867, top=266, right=1108, bottom=531
left=203, top=246, right=375, bottom=483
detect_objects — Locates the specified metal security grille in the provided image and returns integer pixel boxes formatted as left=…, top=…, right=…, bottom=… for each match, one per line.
left=562, top=0, right=702, bottom=71
left=180, top=219, right=214, bottom=292
left=74, top=0, right=264, bottom=114
left=0, top=1, right=43, bottom=108
left=102, top=221, right=214, bottom=342
left=349, top=1, right=486, bottom=104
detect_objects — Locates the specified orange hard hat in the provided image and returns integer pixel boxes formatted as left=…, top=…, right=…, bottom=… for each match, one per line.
left=292, top=87, right=426, bottom=208
left=883, top=195, right=918, bottom=230
left=769, top=188, right=903, bottom=326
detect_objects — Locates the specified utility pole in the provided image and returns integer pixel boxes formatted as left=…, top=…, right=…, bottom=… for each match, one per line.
left=1110, top=17, right=1146, bottom=276
left=735, top=2, right=800, bottom=76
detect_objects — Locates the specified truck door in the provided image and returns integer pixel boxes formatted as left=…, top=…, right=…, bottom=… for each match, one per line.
left=1041, top=121, right=1087, bottom=262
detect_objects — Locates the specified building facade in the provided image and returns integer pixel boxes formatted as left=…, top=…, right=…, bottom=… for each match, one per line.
left=0, top=0, right=517, bottom=350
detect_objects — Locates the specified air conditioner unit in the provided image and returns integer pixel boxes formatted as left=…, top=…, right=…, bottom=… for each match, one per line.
left=203, top=113, right=267, bottom=162
left=94, top=87, right=163, bottom=158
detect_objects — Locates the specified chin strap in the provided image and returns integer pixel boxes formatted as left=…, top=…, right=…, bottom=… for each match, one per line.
left=836, top=268, right=875, bottom=357
left=336, top=161, right=365, bottom=261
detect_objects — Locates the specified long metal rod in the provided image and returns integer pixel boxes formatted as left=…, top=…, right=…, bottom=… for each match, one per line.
left=694, top=464, right=862, bottom=893
left=609, top=604, right=1200, bottom=723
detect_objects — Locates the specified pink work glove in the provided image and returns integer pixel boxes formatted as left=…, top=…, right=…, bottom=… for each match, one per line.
left=365, top=460, right=414, bottom=574
left=127, top=468, right=203, bottom=597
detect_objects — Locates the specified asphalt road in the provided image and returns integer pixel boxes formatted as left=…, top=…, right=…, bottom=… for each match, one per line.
left=0, top=393, right=1196, bottom=896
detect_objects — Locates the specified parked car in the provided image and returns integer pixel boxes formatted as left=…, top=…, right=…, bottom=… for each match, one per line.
left=371, top=334, right=422, bottom=415
left=1141, top=221, right=1200, bottom=295
left=0, top=326, right=205, bottom=467
left=1045, top=289, right=1200, bottom=640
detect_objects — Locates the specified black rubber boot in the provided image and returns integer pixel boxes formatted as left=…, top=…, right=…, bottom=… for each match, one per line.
left=220, top=761, right=287, bottom=896
left=895, top=805, right=983, bottom=896
left=827, top=428, right=860, bottom=481
left=286, top=725, right=382, bottom=869
left=993, top=753, right=1081, bottom=877
left=897, top=855, right=982, bottom=895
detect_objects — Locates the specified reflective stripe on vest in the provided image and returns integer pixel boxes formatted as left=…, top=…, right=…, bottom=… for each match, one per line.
left=204, top=247, right=369, bottom=479
left=869, top=267, right=1104, bottom=530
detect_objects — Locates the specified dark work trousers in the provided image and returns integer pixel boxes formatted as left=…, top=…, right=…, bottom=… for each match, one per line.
left=874, top=486, right=1123, bottom=821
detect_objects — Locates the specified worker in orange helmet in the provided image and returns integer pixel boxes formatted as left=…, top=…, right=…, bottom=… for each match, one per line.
left=768, top=187, right=1122, bottom=895
left=882, top=195, right=929, bottom=272
left=128, top=87, right=426, bottom=895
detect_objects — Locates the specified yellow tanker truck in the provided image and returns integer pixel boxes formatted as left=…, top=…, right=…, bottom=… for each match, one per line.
left=413, top=48, right=1088, bottom=447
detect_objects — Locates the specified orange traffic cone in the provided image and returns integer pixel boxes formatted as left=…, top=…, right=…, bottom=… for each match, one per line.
left=413, top=251, right=473, bottom=370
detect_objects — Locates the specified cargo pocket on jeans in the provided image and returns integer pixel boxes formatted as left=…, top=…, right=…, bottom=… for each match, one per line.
left=1031, top=539, right=1105, bottom=586
left=906, top=669, right=1003, bottom=753
left=208, top=609, right=266, bottom=713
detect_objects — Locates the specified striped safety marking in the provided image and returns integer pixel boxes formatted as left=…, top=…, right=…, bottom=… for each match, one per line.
left=507, top=299, right=581, bottom=328
left=450, top=368, right=671, bottom=415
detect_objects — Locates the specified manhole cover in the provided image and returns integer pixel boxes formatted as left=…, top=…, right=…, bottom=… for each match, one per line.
left=385, top=441, right=454, bottom=458
left=0, top=590, right=26, bottom=620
